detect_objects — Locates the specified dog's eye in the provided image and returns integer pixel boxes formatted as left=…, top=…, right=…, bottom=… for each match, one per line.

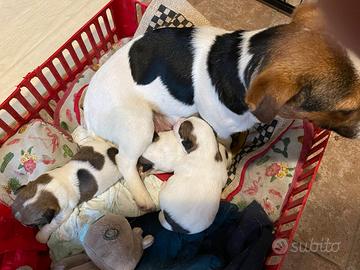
left=338, top=110, right=356, bottom=117
left=42, top=208, right=57, bottom=224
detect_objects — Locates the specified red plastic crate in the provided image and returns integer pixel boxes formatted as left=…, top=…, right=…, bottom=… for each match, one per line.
left=0, top=0, right=331, bottom=269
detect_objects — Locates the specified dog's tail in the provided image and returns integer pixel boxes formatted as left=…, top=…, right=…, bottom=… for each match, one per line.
left=158, top=210, right=190, bottom=234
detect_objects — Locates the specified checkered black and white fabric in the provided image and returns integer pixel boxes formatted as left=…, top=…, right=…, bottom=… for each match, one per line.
left=226, top=120, right=278, bottom=185
left=147, top=4, right=194, bottom=32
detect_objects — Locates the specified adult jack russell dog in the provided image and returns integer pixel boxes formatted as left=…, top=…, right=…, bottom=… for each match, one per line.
left=84, top=4, right=360, bottom=210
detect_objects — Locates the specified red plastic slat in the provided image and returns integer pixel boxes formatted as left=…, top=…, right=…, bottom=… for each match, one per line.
left=312, top=130, right=330, bottom=143
left=57, top=53, right=72, bottom=77
left=278, top=213, right=298, bottom=225
left=292, top=182, right=309, bottom=195
left=296, top=167, right=315, bottom=181
left=16, top=94, right=34, bottom=114
left=307, top=140, right=327, bottom=156
left=85, top=29, right=100, bottom=57
left=276, top=229, right=292, bottom=239
left=266, top=265, right=279, bottom=270
left=36, top=72, right=54, bottom=93
left=66, top=45, right=82, bottom=68
left=101, top=12, right=115, bottom=43
left=42, top=104, right=55, bottom=116
left=94, top=21, right=106, bottom=43
left=0, top=119, right=12, bottom=134
left=286, top=196, right=304, bottom=209
left=23, top=82, right=46, bottom=104
left=47, top=62, right=64, bottom=84
left=303, top=155, right=321, bottom=169
left=76, top=37, right=91, bottom=63
left=3, top=105, right=24, bottom=123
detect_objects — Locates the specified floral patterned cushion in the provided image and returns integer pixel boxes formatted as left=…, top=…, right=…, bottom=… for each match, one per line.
left=222, top=119, right=314, bottom=221
left=53, top=69, right=95, bottom=134
left=0, top=119, right=79, bottom=205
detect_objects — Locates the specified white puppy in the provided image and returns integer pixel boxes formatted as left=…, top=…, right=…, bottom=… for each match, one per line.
left=11, top=135, right=121, bottom=243
left=139, top=117, right=231, bottom=234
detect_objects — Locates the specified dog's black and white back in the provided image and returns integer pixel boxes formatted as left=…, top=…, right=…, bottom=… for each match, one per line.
left=83, top=26, right=261, bottom=210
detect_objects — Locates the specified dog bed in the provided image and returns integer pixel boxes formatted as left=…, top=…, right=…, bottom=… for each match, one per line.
left=42, top=0, right=312, bottom=261
left=0, top=0, right=314, bottom=264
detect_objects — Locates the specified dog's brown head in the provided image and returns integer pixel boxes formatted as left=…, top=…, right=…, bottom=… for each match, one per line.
left=245, top=4, right=360, bottom=138
left=11, top=174, right=60, bottom=227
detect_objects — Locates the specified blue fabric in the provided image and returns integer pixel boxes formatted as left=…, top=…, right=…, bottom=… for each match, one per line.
left=78, top=214, right=105, bottom=244
left=129, top=201, right=274, bottom=270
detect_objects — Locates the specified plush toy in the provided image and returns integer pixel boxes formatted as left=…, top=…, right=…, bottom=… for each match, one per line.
left=52, top=214, right=154, bottom=270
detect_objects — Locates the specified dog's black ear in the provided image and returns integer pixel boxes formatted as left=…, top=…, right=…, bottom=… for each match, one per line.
left=181, top=139, right=194, bottom=153
left=42, top=208, right=57, bottom=224
left=178, top=120, right=198, bottom=153
left=14, top=185, right=26, bottom=195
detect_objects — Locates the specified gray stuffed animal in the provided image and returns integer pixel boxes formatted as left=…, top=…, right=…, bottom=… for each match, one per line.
left=52, top=214, right=154, bottom=270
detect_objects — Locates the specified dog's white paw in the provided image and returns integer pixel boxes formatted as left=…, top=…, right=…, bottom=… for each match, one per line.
left=136, top=196, right=156, bottom=212
left=36, top=230, right=50, bottom=244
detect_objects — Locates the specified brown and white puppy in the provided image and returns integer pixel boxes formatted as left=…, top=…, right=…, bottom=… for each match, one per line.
left=11, top=136, right=121, bottom=243
left=140, top=116, right=230, bottom=234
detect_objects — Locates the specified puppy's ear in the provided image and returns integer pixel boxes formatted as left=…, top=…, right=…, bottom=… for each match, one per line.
left=178, top=120, right=198, bottom=153
left=245, top=69, right=298, bottom=123
left=14, top=185, right=26, bottom=195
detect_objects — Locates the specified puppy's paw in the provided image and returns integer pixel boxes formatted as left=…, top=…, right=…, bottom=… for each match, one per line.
left=136, top=196, right=156, bottom=213
left=36, top=230, right=50, bottom=244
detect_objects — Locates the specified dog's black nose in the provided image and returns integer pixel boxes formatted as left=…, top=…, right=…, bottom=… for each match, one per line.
left=137, top=156, right=154, bottom=172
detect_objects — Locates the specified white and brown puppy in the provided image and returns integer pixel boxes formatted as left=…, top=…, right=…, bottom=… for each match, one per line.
left=11, top=136, right=121, bottom=243
left=84, top=4, right=360, bottom=211
left=140, top=117, right=230, bottom=234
